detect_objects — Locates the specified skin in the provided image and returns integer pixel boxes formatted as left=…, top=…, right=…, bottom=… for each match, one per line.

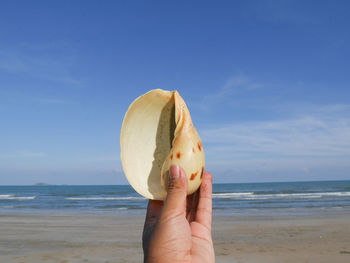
left=143, top=165, right=215, bottom=263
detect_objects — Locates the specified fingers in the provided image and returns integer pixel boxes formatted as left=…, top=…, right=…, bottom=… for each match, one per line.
left=187, top=190, right=199, bottom=222
left=195, top=171, right=213, bottom=231
left=162, top=165, right=188, bottom=218
left=142, top=200, right=164, bottom=255
left=145, top=200, right=163, bottom=226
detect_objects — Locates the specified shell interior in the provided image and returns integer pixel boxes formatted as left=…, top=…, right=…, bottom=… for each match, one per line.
left=120, top=89, right=205, bottom=200
left=120, top=90, right=175, bottom=199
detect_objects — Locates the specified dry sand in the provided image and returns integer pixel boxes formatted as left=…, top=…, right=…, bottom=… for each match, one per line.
left=0, top=212, right=349, bottom=263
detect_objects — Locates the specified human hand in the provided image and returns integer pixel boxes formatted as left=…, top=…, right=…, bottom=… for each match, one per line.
left=142, top=165, right=215, bottom=263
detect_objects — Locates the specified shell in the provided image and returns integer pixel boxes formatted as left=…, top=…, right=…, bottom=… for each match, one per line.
left=120, top=89, right=205, bottom=200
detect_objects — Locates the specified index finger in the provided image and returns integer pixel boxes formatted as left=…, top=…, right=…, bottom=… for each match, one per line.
left=143, top=200, right=163, bottom=256
left=145, top=200, right=163, bottom=226
left=195, top=171, right=213, bottom=231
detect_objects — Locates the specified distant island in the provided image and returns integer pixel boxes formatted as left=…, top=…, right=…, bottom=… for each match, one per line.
left=34, top=183, right=51, bottom=186
left=33, top=183, right=69, bottom=186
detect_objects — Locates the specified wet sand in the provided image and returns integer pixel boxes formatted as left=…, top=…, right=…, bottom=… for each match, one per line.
left=0, top=212, right=350, bottom=263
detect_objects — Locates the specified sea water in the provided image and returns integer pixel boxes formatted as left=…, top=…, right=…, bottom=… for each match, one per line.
left=1, top=180, right=350, bottom=215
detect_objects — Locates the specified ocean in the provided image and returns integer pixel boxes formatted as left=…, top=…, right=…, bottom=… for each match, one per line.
left=1, top=180, right=350, bottom=215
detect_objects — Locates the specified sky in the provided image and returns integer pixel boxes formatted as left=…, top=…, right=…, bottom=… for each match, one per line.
left=1, top=0, right=350, bottom=185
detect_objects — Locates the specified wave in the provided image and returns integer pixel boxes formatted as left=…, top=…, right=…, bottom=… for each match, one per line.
left=65, top=196, right=145, bottom=201
left=213, top=192, right=350, bottom=200
left=0, top=194, right=36, bottom=200
left=213, top=192, right=255, bottom=198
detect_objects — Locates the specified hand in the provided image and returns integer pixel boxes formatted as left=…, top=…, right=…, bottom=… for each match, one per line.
left=142, top=165, right=215, bottom=263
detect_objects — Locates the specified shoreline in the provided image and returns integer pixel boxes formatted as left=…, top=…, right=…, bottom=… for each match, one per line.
left=1, top=205, right=350, bottom=216
left=1, top=211, right=350, bottom=263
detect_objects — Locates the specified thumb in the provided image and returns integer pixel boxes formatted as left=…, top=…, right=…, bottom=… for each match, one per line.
left=163, top=165, right=187, bottom=216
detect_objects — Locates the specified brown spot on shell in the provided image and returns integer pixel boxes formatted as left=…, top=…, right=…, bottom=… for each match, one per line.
left=200, top=166, right=204, bottom=179
left=197, top=142, right=202, bottom=151
left=190, top=172, right=198, bottom=181
left=170, top=154, right=173, bottom=160
left=176, top=152, right=181, bottom=159
left=192, top=147, right=195, bottom=153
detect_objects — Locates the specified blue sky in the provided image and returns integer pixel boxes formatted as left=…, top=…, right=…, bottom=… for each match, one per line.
left=1, top=0, right=350, bottom=185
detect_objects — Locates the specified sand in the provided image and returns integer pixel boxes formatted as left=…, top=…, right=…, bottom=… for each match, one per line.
left=0, top=211, right=350, bottom=263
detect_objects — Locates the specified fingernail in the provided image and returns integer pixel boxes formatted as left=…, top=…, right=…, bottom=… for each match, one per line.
left=169, top=165, right=180, bottom=179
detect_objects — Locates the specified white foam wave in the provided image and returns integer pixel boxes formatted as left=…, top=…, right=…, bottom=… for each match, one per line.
left=0, top=194, right=36, bottom=200
left=213, top=192, right=254, bottom=198
left=65, top=196, right=145, bottom=201
left=0, top=195, right=12, bottom=198
left=213, top=192, right=350, bottom=200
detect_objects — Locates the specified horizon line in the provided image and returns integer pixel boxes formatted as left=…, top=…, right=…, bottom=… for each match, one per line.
left=1, top=178, right=350, bottom=187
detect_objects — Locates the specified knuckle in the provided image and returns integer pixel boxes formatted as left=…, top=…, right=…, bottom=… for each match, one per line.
left=167, top=185, right=185, bottom=196
left=197, top=206, right=212, bottom=215
left=200, top=182, right=212, bottom=198
left=168, top=181, right=185, bottom=193
left=203, top=172, right=213, bottom=182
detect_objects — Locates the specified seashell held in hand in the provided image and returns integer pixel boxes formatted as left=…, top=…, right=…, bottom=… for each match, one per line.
left=120, top=89, right=205, bottom=200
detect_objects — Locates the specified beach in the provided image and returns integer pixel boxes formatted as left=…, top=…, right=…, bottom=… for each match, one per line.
left=1, top=212, right=350, bottom=263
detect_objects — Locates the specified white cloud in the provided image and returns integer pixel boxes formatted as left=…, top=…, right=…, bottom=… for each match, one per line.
left=199, top=74, right=263, bottom=110
left=206, top=156, right=350, bottom=183
left=0, top=44, right=82, bottom=85
left=201, top=104, right=350, bottom=161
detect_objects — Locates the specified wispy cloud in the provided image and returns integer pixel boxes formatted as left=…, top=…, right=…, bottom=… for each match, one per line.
left=200, top=74, right=263, bottom=110
left=0, top=55, right=28, bottom=73
left=0, top=43, right=82, bottom=85
left=32, top=97, right=68, bottom=105
left=0, top=151, right=46, bottom=159
left=202, top=104, right=350, bottom=161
